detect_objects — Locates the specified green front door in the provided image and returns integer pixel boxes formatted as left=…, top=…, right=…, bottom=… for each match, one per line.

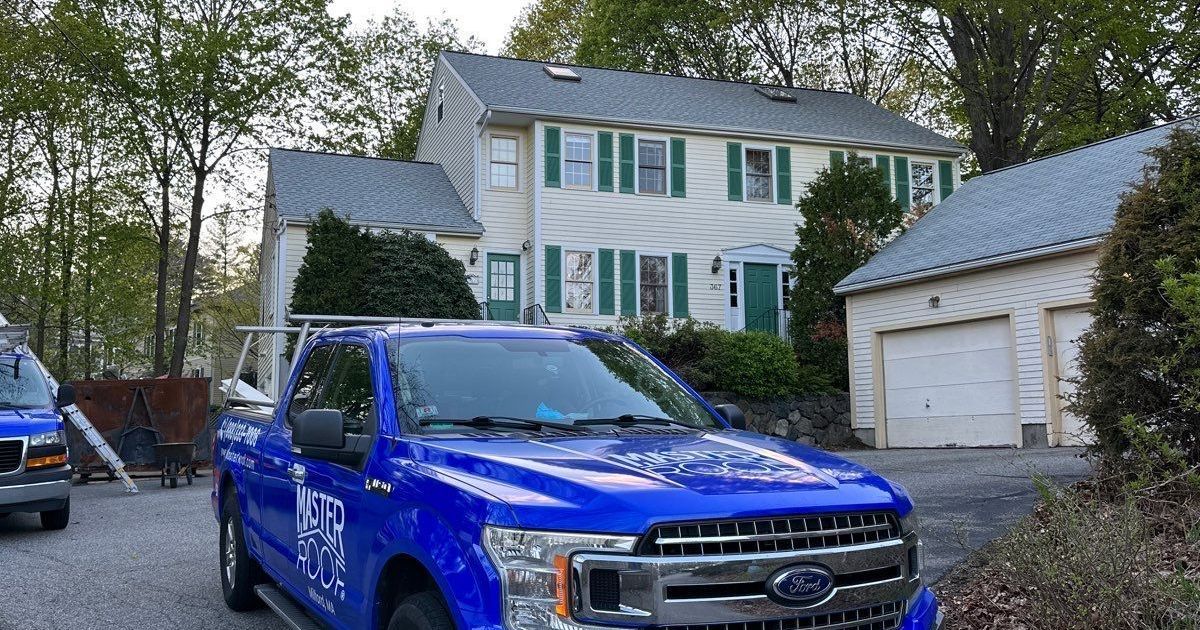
left=743, top=263, right=779, bottom=333
left=486, top=254, right=521, bottom=321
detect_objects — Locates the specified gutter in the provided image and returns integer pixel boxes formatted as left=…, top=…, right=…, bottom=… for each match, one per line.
left=833, top=236, right=1104, bottom=295
left=485, top=106, right=965, bottom=157
left=280, top=215, right=484, bottom=237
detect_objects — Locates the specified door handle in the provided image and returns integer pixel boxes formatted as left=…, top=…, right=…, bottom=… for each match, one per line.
left=287, top=465, right=307, bottom=484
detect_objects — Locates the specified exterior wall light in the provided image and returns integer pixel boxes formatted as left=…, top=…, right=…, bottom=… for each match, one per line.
left=470, top=247, right=479, bottom=265
left=928, top=295, right=940, bottom=308
left=522, top=240, right=532, bottom=252
left=711, top=255, right=723, bottom=274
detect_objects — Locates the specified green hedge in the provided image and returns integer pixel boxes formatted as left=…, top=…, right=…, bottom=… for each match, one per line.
left=608, top=315, right=829, bottom=398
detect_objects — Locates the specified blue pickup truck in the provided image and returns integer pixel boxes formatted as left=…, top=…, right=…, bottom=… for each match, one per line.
left=213, top=321, right=939, bottom=630
left=0, top=342, right=74, bottom=530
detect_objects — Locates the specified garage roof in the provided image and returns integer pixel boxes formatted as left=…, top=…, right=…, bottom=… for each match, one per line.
left=268, top=148, right=483, bottom=235
left=835, top=119, right=1195, bottom=294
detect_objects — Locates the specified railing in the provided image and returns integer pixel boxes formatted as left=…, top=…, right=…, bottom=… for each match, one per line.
left=478, top=301, right=490, bottom=320
left=741, top=308, right=791, bottom=342
left=522, top=304, right=552, bottom=326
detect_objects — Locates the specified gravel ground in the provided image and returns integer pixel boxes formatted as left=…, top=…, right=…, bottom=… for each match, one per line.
left=0, top=473, right=285, bottom=630
left=841, top=446, right=1094, bottom=583
left=0, top=448, right=1091, bottom=629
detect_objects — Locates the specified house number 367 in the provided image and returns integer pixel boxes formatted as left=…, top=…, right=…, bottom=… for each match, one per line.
left=709, top=283, right=724, bottom=291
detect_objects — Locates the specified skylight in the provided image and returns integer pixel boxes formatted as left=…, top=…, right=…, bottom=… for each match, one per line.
left=755, top=86, right=796, bottom=102
left=543, top=65, right=581, bottom=81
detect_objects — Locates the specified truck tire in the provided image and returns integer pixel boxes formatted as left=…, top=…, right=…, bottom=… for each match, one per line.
left=40, top=498, right=70, bottom=530
left=220, top=492, right=263, bottom=611
left=387, top=592, right=453, bottom=630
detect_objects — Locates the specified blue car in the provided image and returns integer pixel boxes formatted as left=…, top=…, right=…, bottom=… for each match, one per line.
left=0, top=349, right=74, bottom=530
left=213, top=322, right=940, bottom=630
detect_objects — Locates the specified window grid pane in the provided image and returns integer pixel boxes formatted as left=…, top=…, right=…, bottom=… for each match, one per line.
left=640, top=256, right=668, bottom=315
left=564, top=133, right=593, bottom=188
left=490, top=163, right=517, bottom=188
left=911, top=162, right=935, bottom=207
left=745, top=149, right=772, bottom=200
left=565, top=251, right=594, bottom=312
left=491, top=137, right=517, bottom=162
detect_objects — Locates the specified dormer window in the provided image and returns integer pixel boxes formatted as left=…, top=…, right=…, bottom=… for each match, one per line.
left=543, top=65, right=581, bottom=81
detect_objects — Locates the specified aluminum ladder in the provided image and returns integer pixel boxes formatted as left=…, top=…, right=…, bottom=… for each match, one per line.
left=0, top=322, right=138, bottom=493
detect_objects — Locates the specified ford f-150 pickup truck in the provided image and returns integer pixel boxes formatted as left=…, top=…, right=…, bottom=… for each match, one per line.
left=0, top=331, right=74, bottom=530
left=213, top=319, right=939, bottom=630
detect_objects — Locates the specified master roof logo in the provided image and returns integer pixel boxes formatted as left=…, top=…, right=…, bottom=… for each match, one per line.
left=296, top=485, right=347, bottom=604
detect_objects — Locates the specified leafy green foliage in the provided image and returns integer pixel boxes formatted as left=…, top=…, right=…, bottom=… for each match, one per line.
left=289, top=210, right=478, bottom=320
left=789, top=154, right=905, bottom=390
left=609, top=315, right=830, bottom=398
left=1070, top=126, right=1200, bottom=464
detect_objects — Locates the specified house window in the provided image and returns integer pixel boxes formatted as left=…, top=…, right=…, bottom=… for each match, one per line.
left=437, top=83, right=444, bottom=123
left=563, top=133, right=593, bottom=189
left=729, top=267, right=738, bottom=307
left=911, top=161, right=935, bottom=207
left=638, top=139, right=666, bottom=194
left=489, top=136, right=518, bottom=189
left=564, top=250, right=594, bottom=313
left=745, top=148, right=772, bottom=201
left=781, top=270, right=791, bottom=303
left=640, top=255, right=668, bottom=315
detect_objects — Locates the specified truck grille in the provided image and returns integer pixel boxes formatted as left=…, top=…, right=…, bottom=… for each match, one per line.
left=0, top=439, right=24, bottom=474
left=658, top=600, right=903, bottom=630
left=644, top=512, right=900, bottom=556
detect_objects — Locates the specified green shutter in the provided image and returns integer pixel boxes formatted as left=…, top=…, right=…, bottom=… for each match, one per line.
left=670, top=137, right=686, bottom=197
left=619, top=134, right=635, bottom=194
left=776, top=146, right=791, bottom=205
left=619, top=250, right=636, bottom=315
left=597, top=131, right=614, bottom=192
left=544, top=127, right=561, bottom=188
left=938, top=160, right=954, bottom=201
left=726, top=142, right=742, bottom=201
left=671, top=253, right=688, bottom=318
left=875, top=154, right=891, bottom=188
left=544, top=245, right=561, bottom=313
left=830, top=150, right=845, bottom=169
left=598, top=249, right=615, bottom=315
left=893, top=156, right=910, bottom=211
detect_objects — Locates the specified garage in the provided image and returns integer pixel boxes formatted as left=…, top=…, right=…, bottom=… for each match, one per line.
left=879, top=317, right=1020, bottom=447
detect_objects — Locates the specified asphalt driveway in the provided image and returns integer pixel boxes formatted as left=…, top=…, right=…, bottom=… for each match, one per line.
left=0, top=447, right=1091, bottom=629
left=840, top=446, right=1093, bottom=583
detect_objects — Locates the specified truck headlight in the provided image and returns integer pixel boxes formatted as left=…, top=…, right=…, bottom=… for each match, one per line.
left=30, top=430, right=65, bottom=447
left=482, top=525, right=637, bottom=629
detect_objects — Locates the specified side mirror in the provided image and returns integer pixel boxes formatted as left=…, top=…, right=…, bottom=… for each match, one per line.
left=56, top=383, right=76, bottom=408
left=292, top=409, right=345, bottom=450
left=714, top=404, right=747, bottom=430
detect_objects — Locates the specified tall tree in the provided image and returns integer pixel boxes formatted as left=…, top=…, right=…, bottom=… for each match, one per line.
left=503, top=0, right=586, bottom=63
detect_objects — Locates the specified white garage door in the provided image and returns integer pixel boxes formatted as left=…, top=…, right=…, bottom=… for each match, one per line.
left=881, top=317, right=1020, bottom=447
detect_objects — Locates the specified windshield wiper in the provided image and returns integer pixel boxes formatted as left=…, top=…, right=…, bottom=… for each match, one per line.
left=419, top=415, right=582, bottom=432
left=573, top=414, right=693, bottom=428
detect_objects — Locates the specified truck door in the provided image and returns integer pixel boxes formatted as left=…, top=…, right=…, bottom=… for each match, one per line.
left=258, top=343, right=335, bottom=584
left=266, top=341, right=378, bottom=628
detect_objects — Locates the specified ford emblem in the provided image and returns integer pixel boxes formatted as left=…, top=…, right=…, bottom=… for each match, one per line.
left=766, top=564, right=835, bottom=606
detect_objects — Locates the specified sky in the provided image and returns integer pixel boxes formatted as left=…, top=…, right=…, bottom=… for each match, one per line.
left=326, top=0, right=530, bottom=53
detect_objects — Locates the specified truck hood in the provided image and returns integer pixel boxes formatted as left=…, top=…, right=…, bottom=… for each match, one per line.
left=410, top=430, right=911, bottom=534
left=0, top=407, right=62, bottom=438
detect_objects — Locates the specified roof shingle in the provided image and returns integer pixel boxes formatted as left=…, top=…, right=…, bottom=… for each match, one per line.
left=836, top=120, right=1195, bottom=293
left=268, top=148, right=482, bottom=234
left=441, top=51, right=963, bottom=153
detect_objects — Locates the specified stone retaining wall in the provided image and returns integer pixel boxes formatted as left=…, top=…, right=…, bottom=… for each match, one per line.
left=702, top=392, right=859, bottom=448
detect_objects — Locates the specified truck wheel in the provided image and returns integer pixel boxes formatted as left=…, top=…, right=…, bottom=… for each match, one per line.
left=40, top=499, right=70, bottom=531
left=387, top=592, right=453, bottom=630
left=220, top=492, right=263, bottom=611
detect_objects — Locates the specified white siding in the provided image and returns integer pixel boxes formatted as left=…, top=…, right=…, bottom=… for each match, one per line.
left=534, top=120, right=958, bottom=328
left=415, top=58, right=483, bottom=213
left=282, top=223, right=310, bottom=311
left=846, top=250, right=1098, bottom=435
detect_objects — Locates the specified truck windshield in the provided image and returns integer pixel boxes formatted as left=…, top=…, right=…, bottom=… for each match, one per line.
left=0, top=356, right=53, bottom=409
left=387, top=336, right=719, bottom=432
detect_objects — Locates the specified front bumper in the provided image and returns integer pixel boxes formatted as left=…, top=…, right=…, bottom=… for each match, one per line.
left=0, top=465, right=71, bottom=513
left=904, top=587, right=941, bottom=629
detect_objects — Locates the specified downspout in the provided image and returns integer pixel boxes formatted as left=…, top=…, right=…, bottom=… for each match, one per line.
left=275, top=217, right=288, bottom=399
left=474, top=109, right=491, bottom=221
left=533, top=120, right=544, bottom=313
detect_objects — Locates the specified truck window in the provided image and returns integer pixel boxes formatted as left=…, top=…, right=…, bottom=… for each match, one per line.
left=0, top=356, right=53, bottom=409
left=321, top=344, right=375, bottom=436
left=287, top=344, right=335, bottom=424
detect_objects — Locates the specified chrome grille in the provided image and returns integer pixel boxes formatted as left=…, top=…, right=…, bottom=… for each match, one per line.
left=644, top=512, right=900, bottom=556
left=657, top=600, right=904, bottom=630
left=0, top=439, right=23, bottom=474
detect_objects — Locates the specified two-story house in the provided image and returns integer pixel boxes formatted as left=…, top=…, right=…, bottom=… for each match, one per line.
left=257, top=51, right=964, bottom=397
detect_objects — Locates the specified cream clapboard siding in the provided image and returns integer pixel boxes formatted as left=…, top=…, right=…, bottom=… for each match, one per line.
left=282, top=223, right=310, bottom=310
left=415, top=58, right=483, bottom=214
left=534, top=120, right=959, bottom=327
left=846, top=250, right=1098, bottom=436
